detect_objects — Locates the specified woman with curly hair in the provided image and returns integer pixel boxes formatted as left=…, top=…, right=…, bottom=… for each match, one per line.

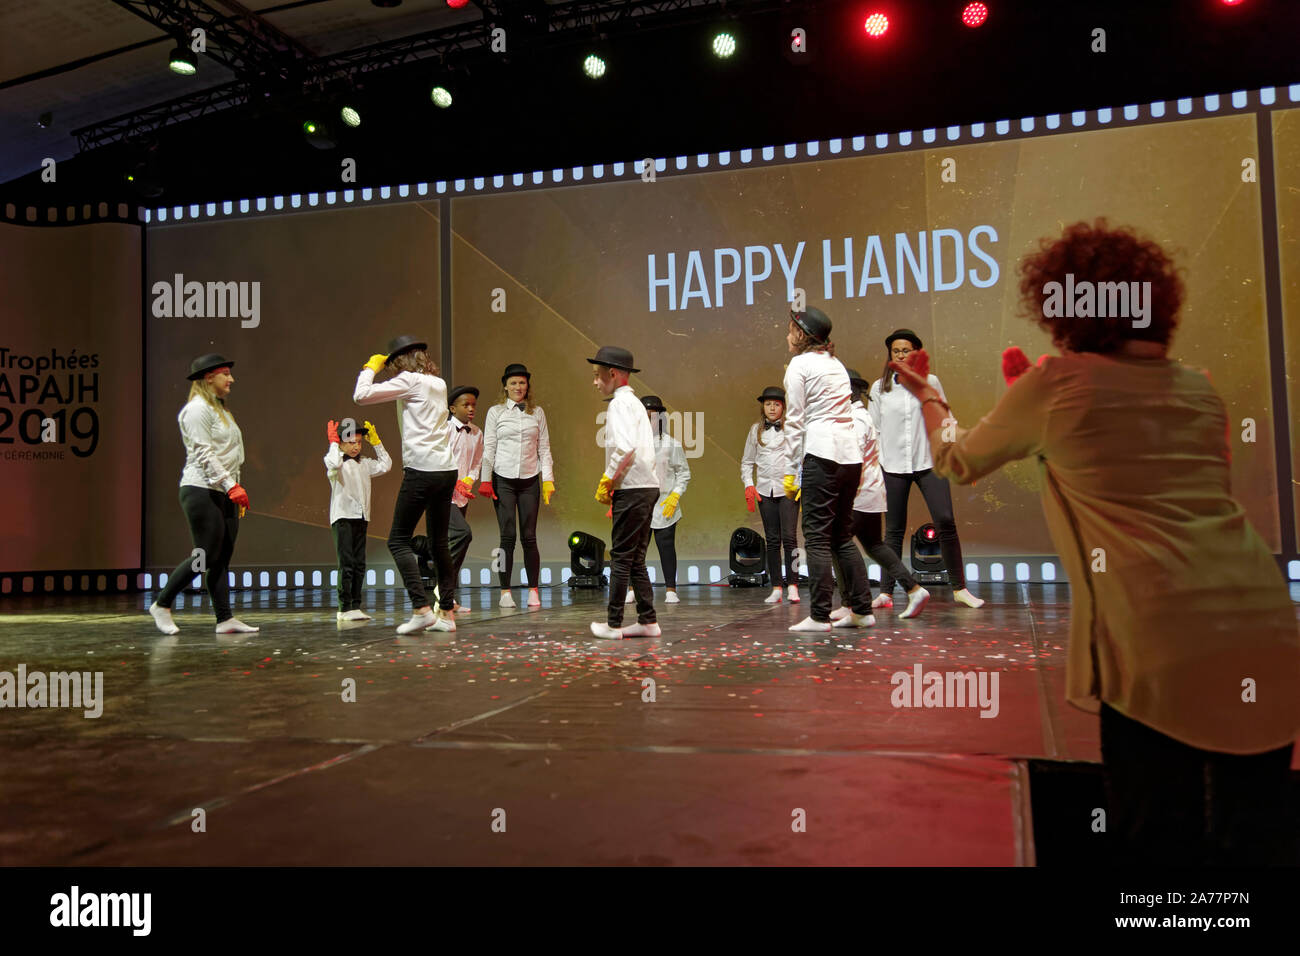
left=890, top=219, right=1300, bottom=865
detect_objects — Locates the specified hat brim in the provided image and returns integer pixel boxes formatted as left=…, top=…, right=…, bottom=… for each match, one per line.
left=386, top=341, right=428, bottom=362
left=188, top=361, right=235, bottom=380
left=586, top=358, right=640, bottom=373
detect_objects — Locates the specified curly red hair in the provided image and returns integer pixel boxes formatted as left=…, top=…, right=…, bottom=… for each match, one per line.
left=1018, top=219, right=1184, bottom=353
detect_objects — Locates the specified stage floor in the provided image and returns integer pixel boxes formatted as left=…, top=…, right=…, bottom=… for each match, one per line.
left=2, top=582, right=1297, bottom=866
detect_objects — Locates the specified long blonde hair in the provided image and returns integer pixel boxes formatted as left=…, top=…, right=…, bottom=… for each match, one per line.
left=187, top=378, right=231, bottom=423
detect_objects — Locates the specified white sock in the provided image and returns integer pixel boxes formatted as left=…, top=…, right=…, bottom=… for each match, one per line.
left=764, top=587, right=783, bottom=604
left=953, top=587, right=985, bottom=608
left=788, top=616, right=832, bottom=633
left=149, top=603, right=179, bottom=635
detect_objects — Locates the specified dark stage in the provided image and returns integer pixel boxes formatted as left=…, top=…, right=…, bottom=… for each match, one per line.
left=4, top=582, right=1296, bottom=866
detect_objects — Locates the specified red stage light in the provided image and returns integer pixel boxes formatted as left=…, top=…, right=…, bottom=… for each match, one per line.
left=863, top=13, right=889, bottom=38
left=926, top=529, right=935, bottom=539
left=962, top=3, right=989, bottom=27
left=447, top=0, right=470, bottom=8
left=1221, top=0, right=1245, bottom=5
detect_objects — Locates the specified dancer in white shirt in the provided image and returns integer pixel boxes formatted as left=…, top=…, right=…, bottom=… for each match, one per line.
left=446, top=386, right=484, bottom=612
left=149, top=353, right=259, bottom=636
left=741, top=386, right=801, bottom=604
left=588, top=346, right=661, bottom=639
left=623, top=395, right=690, bottom=606
left=478, top=363, right=555, bottom=609
left=781, top=308, right=875, bottom=632
left=354, top=335, right=458, bottom=633
left=867, top=330, right=984, bottom=609
left=832, top=370, right=930, bottom=621
left=324, top=418, right=391, bottom=624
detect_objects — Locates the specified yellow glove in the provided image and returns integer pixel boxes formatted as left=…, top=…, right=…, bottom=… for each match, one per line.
left=595, top=474, right=614, bottom=506
left=783, top=474, right=801, bottom=501
left=661, top=492, right=680, bottom=519
left=542, top=480, right=555, bottom=505
left=363, top=420, right=381, bottom=446
left=364, top=353, right=387, bottom=373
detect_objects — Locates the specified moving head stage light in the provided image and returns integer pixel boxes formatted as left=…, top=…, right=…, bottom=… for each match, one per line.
left=909, top=523, right=949, bottom=584
left=728, top=527, right=766, bottom=587
left=568, top=531, right=607, bottom=589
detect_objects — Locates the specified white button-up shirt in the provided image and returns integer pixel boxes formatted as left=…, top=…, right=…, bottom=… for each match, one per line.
left=447, top=418, right=484, bottom=507
left=353, top=368, right=456, bottom=473
left=324, top=441, right=392, bottom=523
left=868, top=373, right=948, bottom=473
left=740, top=421, right=796, bottom=497
left=479, top=400, right=554, bottom=482
left=178, top=396, right=244, bottom=492
left=782, top=350, right=860, bottom=467
left=650, top=432, right=691, bottom=530
left=604, top=386, right=658, bottom=490
left=851, top=404, right=887, bottom=513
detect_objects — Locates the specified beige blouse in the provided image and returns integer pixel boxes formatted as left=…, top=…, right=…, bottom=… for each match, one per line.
left=929, top=351, right=1300, bottom=754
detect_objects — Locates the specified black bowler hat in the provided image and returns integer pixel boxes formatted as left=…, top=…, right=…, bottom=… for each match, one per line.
left=187, top=353, right=234, bottom=380
left=756, top=386, right=786, bottom=404
left=845, top=368, right=870, bottom=391
left=501, top=363, right=532, bottom=385
left=385, top=335, right=427, bottom=363
left=790, top=306, right=832, bottom=343
left=885, top=328, right=923, bottom=351
left=641, top=395, right=666, bottom=412
left=448, top=385, right=479, bottom=405
left=586, top=346, right=639, bottom=373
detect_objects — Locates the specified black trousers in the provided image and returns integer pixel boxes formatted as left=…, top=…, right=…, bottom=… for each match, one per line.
left=800, top=454, right=872, bottom=623
left=881, top=468, right=967, bottom=591
left=389, top=467, right=457, bottom=611
left=851, top=510, right=918, bottom=593
left=492, top=473, right=541, bottom=589
left=156, top=485, right=239, bottom=622
left=652, top=523, right=678, bottom=588
left=448, top=503, right=472, bottom=589
left=608, top=488, right=657, bottom=626
left=331, top=517, right=368, bottom=611
left=1100, top=703, right=1296, bottom=865
left=757, top=494, right=800, bottom=586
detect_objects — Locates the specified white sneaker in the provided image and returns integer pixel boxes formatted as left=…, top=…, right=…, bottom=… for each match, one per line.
left=426, top=609, right=456, bottom=632
left=527, top=588, right=541, bottom=607
left=832, top=611, right=875, bottom=628
left=872, top=593, right=894, bottom=609
left=625, top=588, right=635, bottom=604
left=664, top=590, right=680, bottom=604
left=787, top=584, right=800, bottom=603
left=763, top=587, right=783, bottom=604
left=397, top=610, right=436, bottom=634
left=788, top=616, right=832, bottom=633
left=149, top=603, right=179, bottom=635
left=899, top=586, right=930, bottom=619
left=215, top=617, right=259, bottom=634
left=590, top=622, right=623, bottom=639
left=620, top=622, right=662, bottom=637
left=830, top=606, right=852, bottom=621
left=499, top=591, right=516, bottom=608
left=342, top=609, right=369, bottom=621
left=953, top=587, right=986, bottom=608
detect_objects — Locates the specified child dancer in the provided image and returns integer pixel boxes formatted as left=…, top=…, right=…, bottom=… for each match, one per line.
left=832, top=370, right=929, bottom=621
left=587, top=346, right=660, bottom=639
left=741, top=386, right=801, bottom=604
left=625, top=395, right=690, bottom=605
left=478, top=363, right=555, bottom=609
left=781, top=308, right=875, bottom=633
left=325, top=418, right=392, bottom=624
left=447, top=386, right=484, bottom=612
left=868, top=329, right=983, bottom=608
left=354, top=335, right=457, bottom=634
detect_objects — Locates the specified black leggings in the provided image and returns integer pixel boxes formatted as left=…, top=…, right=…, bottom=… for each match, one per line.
left=156, top=485, right=239, bottom=622
left=881, top=468, right=967, bottom=591
left=492, top=473, right=541, bottom=589
left=332, top=517, right=368, bottom=612
left=389, top=467, right=457, bottom=611
left=652, top=523, right=678, bottom=588
left=757, top=494, right=800, bottom=586
left=1100, top=704, right=1296, bottom=865
left=850, top=510, right=917, bottom=593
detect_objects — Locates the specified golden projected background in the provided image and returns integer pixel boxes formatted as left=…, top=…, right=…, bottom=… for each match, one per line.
left=451, top=111, right=1281, bottom=561
left=1274, top=107, right=1300, bottom=553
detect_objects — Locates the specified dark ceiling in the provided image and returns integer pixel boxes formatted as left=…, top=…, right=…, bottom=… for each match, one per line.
left=2, top=0, right=1298, bottom=208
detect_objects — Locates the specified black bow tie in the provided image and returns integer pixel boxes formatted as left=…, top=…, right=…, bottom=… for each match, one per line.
left=456, top=424, right=470, bottom=432
left=764, top=421, right=783, bottom=431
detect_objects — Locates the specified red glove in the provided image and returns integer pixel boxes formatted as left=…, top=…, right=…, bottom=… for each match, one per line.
left=1001, top=347, right=1031, bottom=386
left=479, top=481, right=498, bottom=501
left=327, top=419, right=340, bottom=443
left=744, top=486, right=760, bottom=513
left=904, top=348, right=930, bottom=379
left=228, top=484, right=250, bottom=510
left=606, top=505, right=613, bottom=519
